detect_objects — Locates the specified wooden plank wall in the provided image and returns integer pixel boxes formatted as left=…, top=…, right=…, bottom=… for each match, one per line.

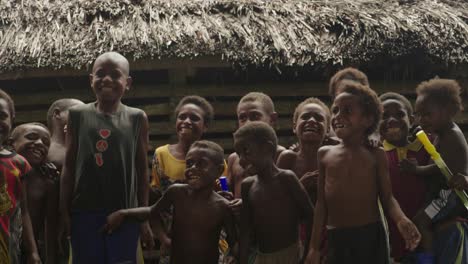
left=1, top=67, right=467, bottom=156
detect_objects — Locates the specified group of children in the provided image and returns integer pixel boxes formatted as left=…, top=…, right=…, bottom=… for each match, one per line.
left=0, top=51, right=467, bottom=264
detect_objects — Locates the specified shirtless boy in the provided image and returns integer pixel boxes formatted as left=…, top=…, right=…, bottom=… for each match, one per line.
left=104, top=140, right=237, bottom=264
left=227, top=92, right=285, bottom=206
left=235, top=121, right=313, bottom=263
left=47, top=99, right=84, bottom=171
left=305, top=81, right=420, bottom=264
left=11, top=123, right=59, bottom=263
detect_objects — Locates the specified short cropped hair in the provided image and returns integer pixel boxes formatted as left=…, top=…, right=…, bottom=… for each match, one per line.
left=416, top=78, right=463, bottom=116
left=0, top=89, right=15, bottom=125
left=234, top=121, right=278, bottom=155
left=238, top=92, right=275, bottom=114
left=336, top=81, right=382, bottom=136
left=11, top=122, right=49, bottom=141
left=190, top=140, right=225, bottom=167
left=293, top=97, right=331, bottom=127
left=46, top=98, right=83, bottom=129
left=329, top=67, right=370, bottom=98
left=379, top=92, right=413, bottom=116
left=174, top=95, right=214, bottom=125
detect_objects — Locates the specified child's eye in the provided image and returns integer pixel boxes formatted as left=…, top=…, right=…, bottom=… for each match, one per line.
left=382, top=113, right=389, bottom=120
left=189, top=114, right=201, bottom=122
left=331, top=107, right=338, bottom=115
left=314, top=114, right=324, bottom=122
left=300, top=113, right=311, bottom=120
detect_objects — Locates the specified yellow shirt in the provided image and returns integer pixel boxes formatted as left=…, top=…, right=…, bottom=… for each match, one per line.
left=151, top=144, right=228, bottom=189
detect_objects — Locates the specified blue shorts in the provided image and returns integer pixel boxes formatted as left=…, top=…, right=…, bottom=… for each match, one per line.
left=71, top=211, right=139, bottom=264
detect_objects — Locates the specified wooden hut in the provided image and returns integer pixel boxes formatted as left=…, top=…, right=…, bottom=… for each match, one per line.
left=0, top=0, right=467, bottom=154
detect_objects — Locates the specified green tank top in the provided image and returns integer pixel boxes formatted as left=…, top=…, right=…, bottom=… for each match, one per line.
left=69, top=102, right=144, bottom=211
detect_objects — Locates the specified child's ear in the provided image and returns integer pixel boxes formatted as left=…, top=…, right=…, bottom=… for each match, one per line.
left=125, top=76, right=132, bottom=91
left=89, top=74, right=94, bottom=87
left=53, top=108, right=61, bottom=120
left=5, top=137, right=14, bottom=150
left=218, top=163, right=225, bottom=176
left=269, top=112, right=278, bottom=126
left=409, top=114, right=415, bottom=124
left=292, top=122, right=297, bottom=135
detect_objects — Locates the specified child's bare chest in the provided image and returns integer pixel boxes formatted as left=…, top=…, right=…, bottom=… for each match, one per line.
left=174, top=198, right=224, bottom=230
left=249, top=180, right=292, bottom=209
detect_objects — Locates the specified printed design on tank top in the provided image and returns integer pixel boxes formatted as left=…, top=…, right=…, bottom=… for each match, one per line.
left=95, top=129, right=111, bottom=167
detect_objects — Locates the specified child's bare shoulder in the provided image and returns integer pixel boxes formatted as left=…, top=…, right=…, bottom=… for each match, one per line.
left=445, top=124, right=467, bottom=145
left=166, top=183, right=190, bottom=196
left=241, top=175, right=256, bottom=191
left=318, top=144, right=335, bottom=156
left=276, top=168, right=298, bottom=181
left=227, top=152, right=239, bottom=166
left=277, top=149, right=297, bottom=165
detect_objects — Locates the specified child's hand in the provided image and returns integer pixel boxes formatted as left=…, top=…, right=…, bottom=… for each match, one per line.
left=218, top=191, right=234, bottom=201
left=304, top=249, right=320, bottom=264
left=57, top=212, right=71, bottom=254
left=27, top=252, right=42, bottom=264
left=399, top=158, right=417, bottom=173
left=228, top=198, right=242, bottom=216
left=140, top=221, right=155, bottom=249
left=449, top=173, right=468, bottom=190
left=224, top=255, right=237, bottom=264
left=103, top=210, right=126, bottom=234
left=397, top=217, right=421, bottom=251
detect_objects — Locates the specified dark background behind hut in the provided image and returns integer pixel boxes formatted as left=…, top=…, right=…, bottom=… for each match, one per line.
left=1, top=59, right=467, bottom=156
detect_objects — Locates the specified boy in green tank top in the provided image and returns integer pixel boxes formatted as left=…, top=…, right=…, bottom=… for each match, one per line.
left=58, top=52, right=153, bottom=264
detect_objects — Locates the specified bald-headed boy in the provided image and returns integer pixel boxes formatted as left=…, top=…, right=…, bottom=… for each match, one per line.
left=47, top=98, right=84, bottom=171
left=59, top=52, right=153, bottom=263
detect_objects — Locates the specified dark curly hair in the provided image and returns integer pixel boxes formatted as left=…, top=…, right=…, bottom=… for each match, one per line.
left=174, top=95, right=214, bottom=125
left=190, top=140, right=225, bottom=168
left=293, top=97, right=331, bottom=128
left=234, top=121, right=278, bottom=156
left=416, top=78, right=463, bottom=116
left=238, top=92, right=275, bottom=114
left=379, top=92, right=413, bottom=116
left=335, top=80, right=382, bottom=136
left=329, top=67, right=370, bottom=98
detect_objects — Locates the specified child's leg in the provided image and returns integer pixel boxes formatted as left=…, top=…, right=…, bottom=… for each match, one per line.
left=70, top=211, right=106, bottom=264
left=413, top=210, right=433, bottom=252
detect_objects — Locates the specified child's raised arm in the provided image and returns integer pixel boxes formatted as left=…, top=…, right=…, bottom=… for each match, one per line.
left=375, top=148, right=421, bottom=251
left=305, top=147, right=328, bottom=264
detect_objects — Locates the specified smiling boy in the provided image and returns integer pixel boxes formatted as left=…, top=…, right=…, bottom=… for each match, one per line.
left=59, top=52, right=152, bottom=263
left=11, top=123, right=59, bottom=263
left=104, top=140, right=237, bottom=264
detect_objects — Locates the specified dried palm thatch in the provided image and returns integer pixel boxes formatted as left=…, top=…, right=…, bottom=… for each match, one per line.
left=0, top=0, right=467, bottom=74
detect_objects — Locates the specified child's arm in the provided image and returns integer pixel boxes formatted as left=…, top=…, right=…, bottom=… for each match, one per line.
left=239, top=178, right=254, bottom=264
left=58, top=112, right=77, bottom=244
left=21, top=179, right=41, bottom=264
left=376, top=148, right=421, bottom=250
left=223, top=203, right=239, bottom=263
left=282, top=170, right=314, bottom=257
left=104, top=184, right=177, bottom=233
left=276, top=150, right=295, bottom=170
left=135, top=112, right=154, bottom=248
left=45, top=176, right=59, bottom=264
left=305, top=148, right=327, bottom=264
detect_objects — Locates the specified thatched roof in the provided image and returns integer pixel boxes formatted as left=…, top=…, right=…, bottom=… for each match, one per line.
left=0, top=0, right=467, bottom=74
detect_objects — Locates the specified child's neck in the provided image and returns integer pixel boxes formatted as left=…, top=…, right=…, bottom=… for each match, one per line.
left=256, top=162, right=279, bottom=180
left=51, top=130, right=66, bottom=145
left=298, top=141, right=321, bottom=157
left=96, top=100, right=121, bottom=114
left=341, top=134, right=365, bottom=149
left=191, top=185, right=214, bottom=199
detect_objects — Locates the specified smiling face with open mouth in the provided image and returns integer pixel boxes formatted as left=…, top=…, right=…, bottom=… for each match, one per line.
left=331, top=92, right=370, bottom=141
left=175, top=103, right=207, bottom=143
left=380, top=99, right=411, bottom=146
left=12, top=124, right=51, bottom=166
left=184, top=146, right=223, bottom=190
left=294, top=103, right=328, bottom=144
